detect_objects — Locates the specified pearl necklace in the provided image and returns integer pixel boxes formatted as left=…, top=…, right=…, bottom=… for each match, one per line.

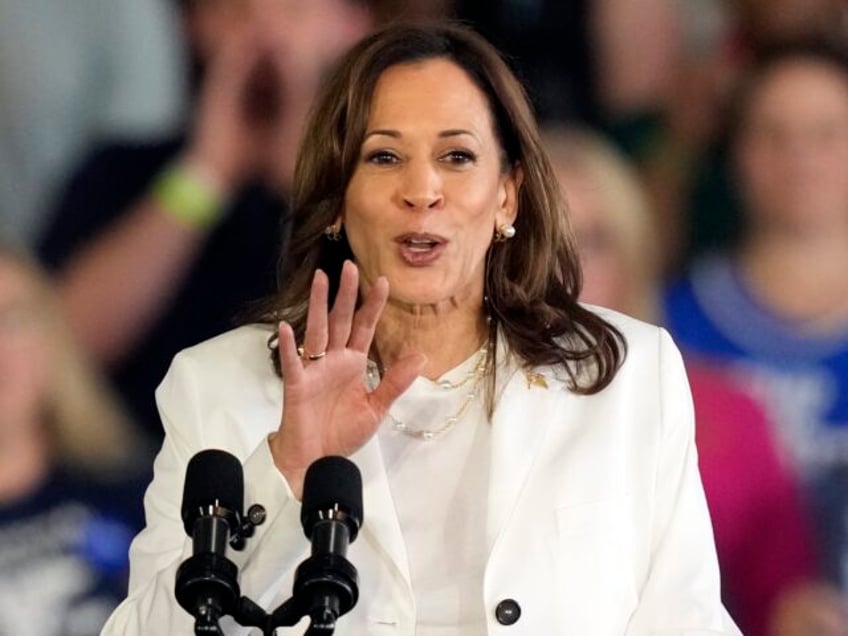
left=384, top=346, right=488, bottom=441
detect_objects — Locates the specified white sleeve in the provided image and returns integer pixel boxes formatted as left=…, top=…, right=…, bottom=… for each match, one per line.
left=100, top=350, right=307, bottom=635
left=625, top=330, right=741, bottom=636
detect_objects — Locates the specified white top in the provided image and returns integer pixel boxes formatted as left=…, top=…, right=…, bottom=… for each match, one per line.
left=377, top=349, right=491, bottom=635
left=101, top=313, right=742, bottom=635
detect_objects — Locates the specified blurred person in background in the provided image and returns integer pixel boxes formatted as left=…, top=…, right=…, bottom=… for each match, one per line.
left=545, top=126, right=839, bottom=635
left=0, top=241, right=147, bottom=636
left=37, top=0, right=374, bottom=437
left=664, top=44, right=848, bottom=620
left=607, top=0, right=848, bottom=274
left=452, top=0, right=680, bottom=128
left=0, top=0, right=185, bottom=247
left=454, top=0, right=598, bottom=123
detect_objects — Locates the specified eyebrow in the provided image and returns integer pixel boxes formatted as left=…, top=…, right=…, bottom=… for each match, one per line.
left=363, top=128, right=478, bottom=140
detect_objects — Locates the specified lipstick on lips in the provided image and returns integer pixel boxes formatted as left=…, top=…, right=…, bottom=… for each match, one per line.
left=395, top=232, right=447, bottom=266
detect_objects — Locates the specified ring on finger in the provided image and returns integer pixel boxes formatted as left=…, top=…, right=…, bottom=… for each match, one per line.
left=297, top=345, right=327, bottom=361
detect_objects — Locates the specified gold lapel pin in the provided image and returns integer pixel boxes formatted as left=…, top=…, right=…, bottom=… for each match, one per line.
left=524, top=371, right=548, bottom=389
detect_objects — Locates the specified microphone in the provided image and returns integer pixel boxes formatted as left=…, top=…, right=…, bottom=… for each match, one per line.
left=292, top=456, right=363, bottom=633
left=175, top=449, right=244, bottom=633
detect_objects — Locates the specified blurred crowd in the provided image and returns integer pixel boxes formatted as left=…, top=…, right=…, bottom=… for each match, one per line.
left=1, top=0, right=848, bottom=633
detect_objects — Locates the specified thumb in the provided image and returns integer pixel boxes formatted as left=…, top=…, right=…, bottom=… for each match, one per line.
left=369, top=352, right=428, bottom=415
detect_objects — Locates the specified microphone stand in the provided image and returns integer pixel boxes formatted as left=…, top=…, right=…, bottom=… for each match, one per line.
left=178, top=454, right=361, bottom=636
left=231, top=549, right=358, bottom=636
left=177, top=504, right=267, bottom=636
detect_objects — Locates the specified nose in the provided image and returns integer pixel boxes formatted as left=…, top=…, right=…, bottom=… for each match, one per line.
left=399, top=160, right=444, bottom=211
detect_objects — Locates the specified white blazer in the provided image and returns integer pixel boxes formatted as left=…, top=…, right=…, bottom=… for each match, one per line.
left=101, top=311, right=741, bottom=635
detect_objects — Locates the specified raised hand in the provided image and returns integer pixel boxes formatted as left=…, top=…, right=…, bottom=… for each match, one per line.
left=185, top=23, right=268, bottom=192
left=269, top=261, right=425, bottom=498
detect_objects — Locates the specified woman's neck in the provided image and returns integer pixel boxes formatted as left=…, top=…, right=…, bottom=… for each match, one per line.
left=374, top=299, right=489, bottom=380
left=740, top=224, right=848, bottom=328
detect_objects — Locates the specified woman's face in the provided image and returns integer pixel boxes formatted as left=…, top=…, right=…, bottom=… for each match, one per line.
left=736, top=59, right=848, bottom=233
left=343, top=58, right=519, bottom=308
left=0, top=262, right=50, bottom=428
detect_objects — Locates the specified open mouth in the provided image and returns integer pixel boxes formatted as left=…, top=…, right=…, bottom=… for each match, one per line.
left=397, top=233, right=445, bottom=250
left=404, top=237, right=441, bottom=252
left=395, top=233, right=447, bottom=264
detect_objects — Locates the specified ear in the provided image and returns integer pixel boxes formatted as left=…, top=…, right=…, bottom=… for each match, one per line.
left=496, top=163, right=523, bottom=228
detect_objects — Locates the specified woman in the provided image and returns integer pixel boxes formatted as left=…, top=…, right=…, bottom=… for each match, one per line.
left=0, top=243, right=147, bottom=635
left=104, top=22, right=739, bottom=634
left=545, top=126, right=823, bottom=636
left=665, top=42, right=848, bottom=632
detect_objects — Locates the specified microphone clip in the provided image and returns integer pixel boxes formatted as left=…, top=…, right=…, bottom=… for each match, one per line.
left=229, top=503, right=267, bottom=551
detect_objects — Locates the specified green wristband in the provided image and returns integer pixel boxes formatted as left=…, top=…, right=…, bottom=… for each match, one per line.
left=153, top=162, right=225, bottom=229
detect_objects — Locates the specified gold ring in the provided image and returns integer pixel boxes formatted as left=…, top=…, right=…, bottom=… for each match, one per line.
left=297, top=345, right=326, bottom=361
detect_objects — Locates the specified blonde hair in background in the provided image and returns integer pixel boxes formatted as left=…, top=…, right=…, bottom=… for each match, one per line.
left=543, top=126, right=661, bottom=322
left=0, top=242, right=142, bottom=476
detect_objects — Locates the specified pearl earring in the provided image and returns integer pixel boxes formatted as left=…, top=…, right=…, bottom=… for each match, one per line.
left=495, top=223, right=516, bottom=242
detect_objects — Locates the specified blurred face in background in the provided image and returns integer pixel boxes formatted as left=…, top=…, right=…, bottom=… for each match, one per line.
left=0, top=260, right=50, bottom=431
left=735, top=58, right=848, bottom=235
left=547, top=130, right=659, bottom=321
left=556, top=169, right=627, bottom=312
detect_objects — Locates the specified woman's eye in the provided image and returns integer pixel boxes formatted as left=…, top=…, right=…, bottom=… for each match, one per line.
left=442, top=150, right=476, bottom=164
left=365, top=150, right=399, bottom=165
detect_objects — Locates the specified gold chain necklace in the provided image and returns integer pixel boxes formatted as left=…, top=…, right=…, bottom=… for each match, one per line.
left=386, top=346, right=488, bottom=441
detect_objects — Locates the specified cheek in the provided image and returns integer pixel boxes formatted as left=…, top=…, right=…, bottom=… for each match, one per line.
left=342, top=186, right=386, bottom=268
left=0, top=341, right=51, bottom=407
left=738, top=146, right=782, bottom=200
left=464, top=222, right=496, bottom=263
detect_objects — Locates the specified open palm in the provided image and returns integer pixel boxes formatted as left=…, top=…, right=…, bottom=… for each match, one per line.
left=270, top=261, right=424, bottom=497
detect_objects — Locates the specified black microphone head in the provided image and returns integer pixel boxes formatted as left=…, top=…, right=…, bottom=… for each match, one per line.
left=301, top=456, right=363, bottom=542
left=181, top=449, right=244, bottom=536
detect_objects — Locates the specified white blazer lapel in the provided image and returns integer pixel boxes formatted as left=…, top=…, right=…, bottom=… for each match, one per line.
left=486, top=366, right=564, bottom=554
left=350, top=438, right=412, bottom=587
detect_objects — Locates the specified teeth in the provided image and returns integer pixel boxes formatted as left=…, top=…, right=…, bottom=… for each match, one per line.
left=405, top=238, right=437, bottom=248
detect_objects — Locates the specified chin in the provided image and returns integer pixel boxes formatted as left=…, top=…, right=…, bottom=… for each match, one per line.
left=389, top=289, right=445, bottom=307
left=386, top=279, right=451, bottom=307
left=384, top=266, right=483, bottom=308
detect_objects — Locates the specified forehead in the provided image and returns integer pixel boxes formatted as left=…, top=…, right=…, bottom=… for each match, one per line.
left=747, top=59, right=848, bottom=119
left=365, top=58, right=496, bottom=135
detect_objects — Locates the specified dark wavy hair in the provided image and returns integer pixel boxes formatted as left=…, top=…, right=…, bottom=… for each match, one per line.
left=255, top=20, right=626, bottom=401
